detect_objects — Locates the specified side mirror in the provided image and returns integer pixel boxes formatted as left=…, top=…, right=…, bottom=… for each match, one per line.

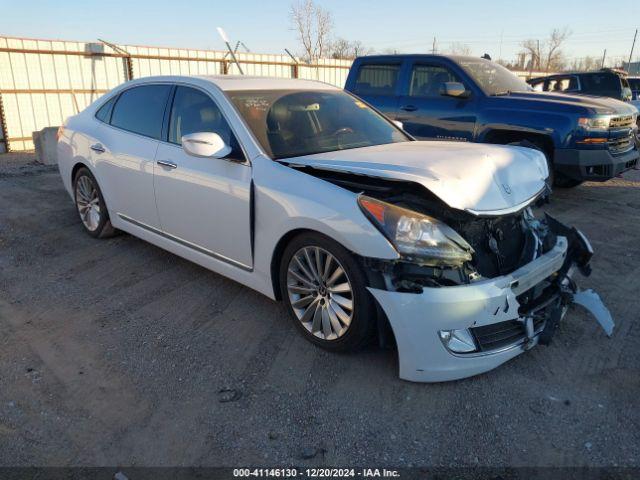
left=181, top=132, right=232, bottom=159
left=440, top=82, right=470, bottom=99
left=392, top=120, right=404, bottom=130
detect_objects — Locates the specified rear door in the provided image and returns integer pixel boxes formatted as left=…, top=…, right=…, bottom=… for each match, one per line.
left=93, top=84, right=172, bottom=228
left=349, top=62, right=403, bottom=119
left=396, top=61, right=477, bottom=141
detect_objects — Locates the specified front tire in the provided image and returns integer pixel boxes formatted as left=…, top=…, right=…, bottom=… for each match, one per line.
left=73, top=167, right=116, bottom=238
left=279, top=232, right=376, bottom=352
left=554, top=176, right=584, bottom=188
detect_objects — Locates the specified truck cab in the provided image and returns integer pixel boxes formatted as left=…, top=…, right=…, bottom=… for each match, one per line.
left=528, top=69, right=634, bottom=103
left=345, top=55, right=639, bottom=187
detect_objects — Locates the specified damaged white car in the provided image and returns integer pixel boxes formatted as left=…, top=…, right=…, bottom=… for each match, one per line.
left=57, top=76, right=613, bottom=382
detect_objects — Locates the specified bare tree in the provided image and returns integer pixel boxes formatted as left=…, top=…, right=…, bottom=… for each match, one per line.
left=447, top=42, right=472, bottom=56
left=545, top=27, right=571, bottom=71
left=520, top=27, right=571, bottom=72
left=290, top=0, right=333, bottom=62
left=350, top=40, right=372, bottom=58
left=329, top=38, right=373, bottom=59
left=570, top=55, right=599, bottom=71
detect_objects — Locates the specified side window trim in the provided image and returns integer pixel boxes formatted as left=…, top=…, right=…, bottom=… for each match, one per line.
left=164, top=84, right=248, bottom=162
left=107, top=83, right=173, bottom=140
left=407, top=62, right=463, bottom=98
left=161, top=85, right=178, bottom=143
left=94, top=94, right=119, bottom=124
left=354, top=62, right=403, bottom=97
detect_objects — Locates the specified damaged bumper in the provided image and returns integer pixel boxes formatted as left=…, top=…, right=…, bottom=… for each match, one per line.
left=369, top=222, right=613, bottom=383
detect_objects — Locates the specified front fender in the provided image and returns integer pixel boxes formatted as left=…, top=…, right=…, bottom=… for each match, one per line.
left=476, top=109, right=574, bottom=146
left=251, top=156, right=399, bottom=296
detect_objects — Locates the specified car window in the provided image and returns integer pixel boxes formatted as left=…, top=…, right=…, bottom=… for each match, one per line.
left=529, top=79, right=544, bottom=92
left=547, top=77, right=574, bottom=92
left=580, top=73, right=621, bottom=97
left=110, top=85, right=172, bottom=139
left=168, top=86, right=244, bottom=159
left=227, top=89, right=410, bottom=160
left=95, top=96, right=116, bottom=123
left=409, top=64, right=462, bottom=97
left=352, top=64, right=401, bottom=96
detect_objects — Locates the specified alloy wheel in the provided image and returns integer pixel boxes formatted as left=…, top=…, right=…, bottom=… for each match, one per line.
left=286, top=246, right=354, bottom=341
left=75, top=175, right=102, bottom=231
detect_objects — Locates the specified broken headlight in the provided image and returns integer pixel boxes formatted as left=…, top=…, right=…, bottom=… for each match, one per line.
left=358, top=195, right=474, bottom=267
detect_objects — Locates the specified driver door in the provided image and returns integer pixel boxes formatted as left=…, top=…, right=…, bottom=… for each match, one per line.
left=153, top=85, right=253, bottom=269
left=396, top=62, right=477, bottom=142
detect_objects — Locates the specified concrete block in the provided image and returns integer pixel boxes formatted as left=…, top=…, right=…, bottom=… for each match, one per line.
left=33, top=127, right=59, bottom=165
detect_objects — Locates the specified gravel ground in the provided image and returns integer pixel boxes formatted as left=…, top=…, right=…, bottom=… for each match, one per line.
left=0, top=152, right=638, bottom=468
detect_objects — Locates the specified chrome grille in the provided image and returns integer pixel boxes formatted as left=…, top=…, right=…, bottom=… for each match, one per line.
left=470, top=317, right=546, bottom=352
left=608, top=133, right=635, bottom=154
left=610, top=115, right=635, bottom=129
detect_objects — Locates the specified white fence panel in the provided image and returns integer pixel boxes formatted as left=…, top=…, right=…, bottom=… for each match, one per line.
left=0, top=35, right=355, bottom=152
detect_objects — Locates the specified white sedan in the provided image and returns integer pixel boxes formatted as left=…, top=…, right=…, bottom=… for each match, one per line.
left=57, top=75, right=611, bottom=382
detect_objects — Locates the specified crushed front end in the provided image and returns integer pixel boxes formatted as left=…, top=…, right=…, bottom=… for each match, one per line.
left=354, top=187, right=613, bottom=382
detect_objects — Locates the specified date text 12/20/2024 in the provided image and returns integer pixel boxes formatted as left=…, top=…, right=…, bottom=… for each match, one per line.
left=233, top=469, right=401, bottom=478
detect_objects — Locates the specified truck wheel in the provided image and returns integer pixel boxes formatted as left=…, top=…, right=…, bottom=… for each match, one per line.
left=279, top=232, right=376, bottom=352
left=554, top=176, right=584, bottom=188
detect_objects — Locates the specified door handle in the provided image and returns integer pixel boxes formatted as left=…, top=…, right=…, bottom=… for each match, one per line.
left=90, top=143, right=105, bottom=153
left=400, top=105, right=418, bottom=112
left=156, top=160, right=177, bottom=169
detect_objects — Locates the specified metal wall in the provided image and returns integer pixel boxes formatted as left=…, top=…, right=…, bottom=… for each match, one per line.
left=0, top=35, right=351, bottom=152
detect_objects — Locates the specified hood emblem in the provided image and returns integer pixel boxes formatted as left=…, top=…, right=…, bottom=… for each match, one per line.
left=502, top=183, right=512, bottom=195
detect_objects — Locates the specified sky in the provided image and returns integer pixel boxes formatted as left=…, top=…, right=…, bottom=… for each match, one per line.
left=2, top=0, right=639, bottom=66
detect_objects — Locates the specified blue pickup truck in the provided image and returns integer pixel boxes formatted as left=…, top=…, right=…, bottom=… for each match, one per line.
left=344, top=55, right=639, bottom=187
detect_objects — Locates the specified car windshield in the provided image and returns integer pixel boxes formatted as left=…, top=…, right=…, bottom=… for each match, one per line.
left=227, top=89, right=410, bottom=159
left=458, top=59, right=533, bottom=95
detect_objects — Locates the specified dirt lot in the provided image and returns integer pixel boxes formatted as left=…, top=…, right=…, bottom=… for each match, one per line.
left=0, top=153, right=639, bottom=468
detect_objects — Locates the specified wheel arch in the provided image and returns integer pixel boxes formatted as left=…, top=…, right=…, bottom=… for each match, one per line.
left=270, top=228, right=328, bottom=301
left=71, top=160, right=92, bottom=184
left=483, top=129, right=555, bottom=159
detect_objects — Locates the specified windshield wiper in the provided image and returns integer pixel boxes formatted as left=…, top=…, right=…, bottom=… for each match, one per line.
left=492, top=90, right=512, bottom=96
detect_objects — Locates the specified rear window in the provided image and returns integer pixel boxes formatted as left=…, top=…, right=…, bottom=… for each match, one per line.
left=95, top=96, right=116, bottom=123
left=352, top=64, right=401, bottom=96
left=110, top=85, right=172, bottom=139
left=580, top=73, right=622, bottom=97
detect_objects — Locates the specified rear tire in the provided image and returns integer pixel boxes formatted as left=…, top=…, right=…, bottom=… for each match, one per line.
left=279, top=232, right=376, bottom=352
left=73, top=167, right=117, bottom=238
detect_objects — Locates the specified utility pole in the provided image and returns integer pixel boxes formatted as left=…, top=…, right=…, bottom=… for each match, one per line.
left=537, top=39, right=540, bottom=71
left=498, top=29, right=504, bottom=63
left=628, top=28, right=638, bottom=71
left=601, top=49, right=607, bottom=68
left=432, top=37, right=437, bottom=54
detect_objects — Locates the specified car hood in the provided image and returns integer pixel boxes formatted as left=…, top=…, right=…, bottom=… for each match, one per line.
left=282, top=141, right=548, bottom=215
left=502, top=91, right=638, bottom=115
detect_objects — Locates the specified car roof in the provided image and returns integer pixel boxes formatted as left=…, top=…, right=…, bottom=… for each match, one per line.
left=355, top=54, right=481, bottom=63
left=536, top=70, right=622, bottom=78
left=123, top=75, right=339, bottom=92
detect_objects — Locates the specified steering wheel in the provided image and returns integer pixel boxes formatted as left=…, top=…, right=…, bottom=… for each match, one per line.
left=332, top=127, right=354, bottom=136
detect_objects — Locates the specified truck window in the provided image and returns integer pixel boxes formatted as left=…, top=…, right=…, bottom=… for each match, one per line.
left=409, top=65, right=462, bottom=97
left=352, top=64, right=401, bottom=96
left=580, top=73, right=621, bottom=97
left=548, top=77, right=577, bottom=92
left=529, top=79, right=545, bottom=92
